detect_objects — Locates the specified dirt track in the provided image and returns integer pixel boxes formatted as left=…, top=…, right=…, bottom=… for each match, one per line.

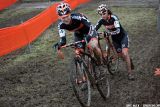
left=0, top=1, right=160, bottom=107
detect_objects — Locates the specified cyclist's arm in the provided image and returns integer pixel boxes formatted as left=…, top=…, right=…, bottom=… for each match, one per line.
left=95, top=19, right=103, bottom=31
left=109, top=16, right=121, bottom=35
left=78, top=13, right=91, bottom=28
left=58, top=23, right=66, bottom=46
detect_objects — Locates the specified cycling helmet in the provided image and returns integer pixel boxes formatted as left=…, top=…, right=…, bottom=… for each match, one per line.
left=97, top=4, right=112, bottom=15
left=56, top=2, right=71, bottom=16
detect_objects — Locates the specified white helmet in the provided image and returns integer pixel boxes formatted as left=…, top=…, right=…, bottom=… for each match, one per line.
left=56, top=2, right=71, bottom=16
left=97, top=4, right=111, bottom=15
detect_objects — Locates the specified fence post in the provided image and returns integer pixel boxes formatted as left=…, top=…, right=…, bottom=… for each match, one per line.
left=21, top=19, right=32, bottom=54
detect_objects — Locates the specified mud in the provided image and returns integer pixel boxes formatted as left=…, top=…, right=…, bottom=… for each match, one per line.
left=0, top=1, right=160, bottom=107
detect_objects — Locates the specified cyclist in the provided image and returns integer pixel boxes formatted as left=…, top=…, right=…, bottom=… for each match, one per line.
left=95, top=4, right=134, bottom=80
left=54, top=2, right=103, bottom=64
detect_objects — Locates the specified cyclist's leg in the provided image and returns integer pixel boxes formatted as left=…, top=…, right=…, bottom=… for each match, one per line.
left=112, top=40, right=122, bottom=57
left=74, top=32, right=86, bottom=82
left=74, top=32, right=85, bottom=54
left=112, top=35, right=128, bottom=60
left=121, top=34, right=134, bottom=79
left=86, top=31, right=103, bottom=64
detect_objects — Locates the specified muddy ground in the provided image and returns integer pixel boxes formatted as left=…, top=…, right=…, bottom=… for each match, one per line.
left=0, top=1, right=160, bottom=107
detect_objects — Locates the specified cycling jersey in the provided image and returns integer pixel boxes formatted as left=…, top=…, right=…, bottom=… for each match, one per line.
left=95, top=14, right=129, bottom=53
left=58, top=13, right=97, bottom=47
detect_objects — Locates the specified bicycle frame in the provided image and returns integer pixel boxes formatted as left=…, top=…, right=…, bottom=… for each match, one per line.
left=98, top=32, right=118, bottom=58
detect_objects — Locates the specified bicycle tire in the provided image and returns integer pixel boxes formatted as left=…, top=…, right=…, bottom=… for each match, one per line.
left=83, top=53, right=110, bottom=101
left=94, top=64, right=110, bottom=100
left=107, top=47, right=119, bottom=75
left=69, top=57, right=91, bottom=107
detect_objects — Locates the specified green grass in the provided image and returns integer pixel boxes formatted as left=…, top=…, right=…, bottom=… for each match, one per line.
left=0, top=18, right=7, bottom=22
left=0, top=8, right=43, bottom=23
left=1, top=7, right=157, bottom=66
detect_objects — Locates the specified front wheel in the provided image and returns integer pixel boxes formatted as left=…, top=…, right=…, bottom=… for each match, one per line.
left=69, top=58, right=91, bottom=107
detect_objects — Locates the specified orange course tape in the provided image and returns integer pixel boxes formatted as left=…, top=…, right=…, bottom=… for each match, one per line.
left=0, top=0, right=17, bottom=11
left=0, top=0, right=90, bottom=57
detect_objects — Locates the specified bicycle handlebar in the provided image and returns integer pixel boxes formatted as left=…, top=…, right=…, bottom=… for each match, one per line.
left=97, top=31, right=110, bottom=41
left=61, top=40, right=85, bottom=48
left=98, top=31, right=109, bottom=38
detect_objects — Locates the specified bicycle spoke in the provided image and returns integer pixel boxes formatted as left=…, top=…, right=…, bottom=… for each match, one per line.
left=108, top=55, right=119, bottom=75
left=69, top=59, right=91, bottom=107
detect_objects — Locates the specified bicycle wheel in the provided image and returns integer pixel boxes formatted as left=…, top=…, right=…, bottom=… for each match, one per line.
left=84, top=54, right=97, bottom=87
left=69, top=57, right=91, bottom=107
left=84, top=50, right=111, bottom=100
left=107, top=47, right=119, bottom=75
left=94, top=65, right=110, bottom=100
left=84, top=53, right=110, bottom=101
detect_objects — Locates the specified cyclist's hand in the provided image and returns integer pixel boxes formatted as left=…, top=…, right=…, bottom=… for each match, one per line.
left=57, top=50, right=64, bottom=59
left=53, top=43, right=64, bottom=59
left=97, top=32, right=104, bottom=36
left=105, top=31, right=111, bottom=37
left=53, top=42, right=61, bottom=50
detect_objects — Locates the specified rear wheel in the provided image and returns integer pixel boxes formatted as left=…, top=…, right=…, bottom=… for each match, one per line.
left=85, top=54, right=110, bottom=100
left=69, top=57, right=91, bottom=107
left=95, top=64, right=110, bottom=100
left=107, top=47, right=119, bottom=75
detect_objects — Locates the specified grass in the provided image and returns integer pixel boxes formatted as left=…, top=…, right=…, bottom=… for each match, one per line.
left=0, top=5, right=159, bottom=107
left=0, top=8, right=43, bottom=23
left=0, top=6, right=157, bottom=66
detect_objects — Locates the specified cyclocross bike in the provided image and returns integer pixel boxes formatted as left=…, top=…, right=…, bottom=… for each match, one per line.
left=53, top=32, right=119, bottom=107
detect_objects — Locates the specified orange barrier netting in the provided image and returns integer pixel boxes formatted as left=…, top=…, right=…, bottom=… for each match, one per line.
left=0, top=0, right=90, bottom=57
left=0, top=0, right=17, bottom=11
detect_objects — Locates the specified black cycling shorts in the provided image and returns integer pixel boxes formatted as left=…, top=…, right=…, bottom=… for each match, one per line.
left=112, top=33, right=129, bottom=53
left=74, top=29, right=97, bottom=49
